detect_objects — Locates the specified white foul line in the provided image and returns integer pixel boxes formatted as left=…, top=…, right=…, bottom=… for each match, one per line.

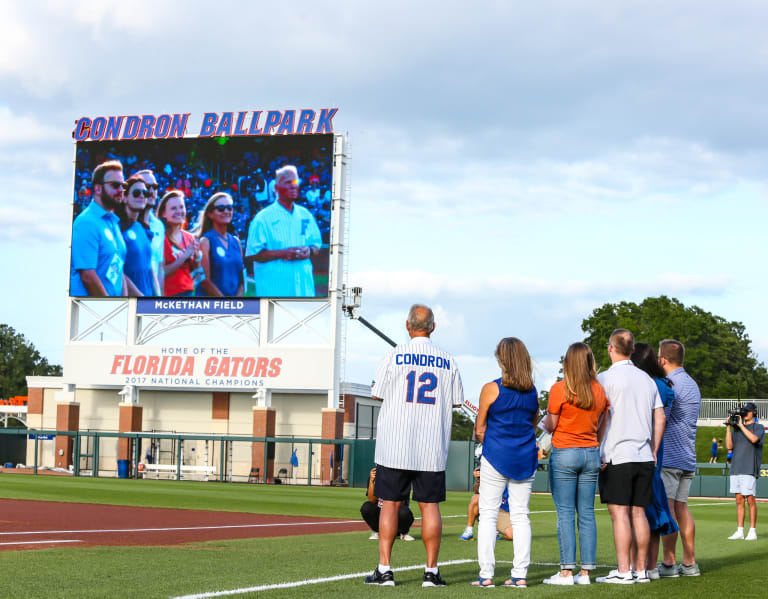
left=0, top=520, right=364, bottom=537
left=0, top=540, right=82, bottom=546
left=171, top=559, right=475, bottom=599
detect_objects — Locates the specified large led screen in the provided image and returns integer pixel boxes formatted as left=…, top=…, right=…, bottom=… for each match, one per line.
left=70, top=135, right=333, bottom=299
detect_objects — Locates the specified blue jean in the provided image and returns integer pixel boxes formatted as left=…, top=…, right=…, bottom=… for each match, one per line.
left=548, top=446, right=600, bottom=570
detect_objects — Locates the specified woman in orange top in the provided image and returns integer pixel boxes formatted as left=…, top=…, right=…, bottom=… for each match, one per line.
left=543, top=342, right=610, bottom=586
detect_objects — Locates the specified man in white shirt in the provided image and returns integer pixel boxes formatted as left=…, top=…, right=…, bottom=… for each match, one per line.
left=596, top=329, right=666, bottom=584
left=364, top=304, right=464, bottom=588
left=244, top=165, right=321, bottom=297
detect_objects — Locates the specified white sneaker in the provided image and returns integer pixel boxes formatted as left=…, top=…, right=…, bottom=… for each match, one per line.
left=647, top=568, right=660, bottom=580
left=728, top=530, right=745, bottom=540
left=745, top=529, right=757, bottom=541
left=573, top=574, right=591, bottom=585
left=369, top=532, right=379, bottom=540
left=596, top=569, right=634, bottom=584
left=633, top=570, right=650, bottom=583
left=400, top=533, right=415, bottom=541
left=542, top=573, right=574, bottom=586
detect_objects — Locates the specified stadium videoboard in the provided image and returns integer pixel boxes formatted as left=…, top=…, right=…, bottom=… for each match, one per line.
left=69, top=133, right=334, bottom=300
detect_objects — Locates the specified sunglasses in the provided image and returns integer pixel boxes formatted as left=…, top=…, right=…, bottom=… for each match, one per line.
left=131, top=189, right=152, bottom=198
left=103, top=181, right=125, bottom=191
left=145, top=184, right=159, bottom=191
left=213, top=204, right=234, bottom=212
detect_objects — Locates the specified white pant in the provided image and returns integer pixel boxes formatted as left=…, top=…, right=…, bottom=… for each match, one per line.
left=478, top=456, right=534, bottom=579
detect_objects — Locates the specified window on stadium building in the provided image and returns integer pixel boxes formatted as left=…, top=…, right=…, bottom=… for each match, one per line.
left=355, top=404, right=379, bottom=439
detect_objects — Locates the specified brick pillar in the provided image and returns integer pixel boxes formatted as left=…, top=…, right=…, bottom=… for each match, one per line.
left=54, top=402, right=80, bottom=469
left=211, top=392, right=230, bottom=432
left=252, top=407, right=276, bottom=481
left=321, top=408, right=345, bottom=484
left=118, top=403, right=143, bottom=476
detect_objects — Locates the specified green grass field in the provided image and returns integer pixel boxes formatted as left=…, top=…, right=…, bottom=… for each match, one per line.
left=0, top=476, right=763, bottom=598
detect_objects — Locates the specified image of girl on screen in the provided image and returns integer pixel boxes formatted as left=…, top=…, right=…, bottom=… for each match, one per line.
left=157, top=190, right=200, bottom=297
left=117, top=175, right=157, bottom=296
left=197, top=192, right=244, bottom=297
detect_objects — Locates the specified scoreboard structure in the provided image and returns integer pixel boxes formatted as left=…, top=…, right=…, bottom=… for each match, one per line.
left=26, top=110, right=368, bottom=482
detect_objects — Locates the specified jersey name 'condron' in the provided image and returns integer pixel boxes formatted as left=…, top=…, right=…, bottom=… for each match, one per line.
left=394, top=353, right=451, bottom=370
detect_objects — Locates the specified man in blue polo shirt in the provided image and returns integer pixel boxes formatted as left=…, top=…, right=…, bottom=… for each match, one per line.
left=244, top=165, right=322, bottom=297
left=70, top=160, right=128, bottom=296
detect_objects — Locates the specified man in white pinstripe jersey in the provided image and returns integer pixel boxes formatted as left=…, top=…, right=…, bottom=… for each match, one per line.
left=244, top=164, right=322, bottom=297
left=364, top=304, right=464, bottom=588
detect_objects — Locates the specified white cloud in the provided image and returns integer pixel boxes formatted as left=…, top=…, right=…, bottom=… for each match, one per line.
left=349, top=269, right=732, bottom=301
left=0, top=107, right=62, bottom=146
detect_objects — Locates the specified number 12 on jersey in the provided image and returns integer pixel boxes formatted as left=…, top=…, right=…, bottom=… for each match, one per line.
left=405, top=371, right=437, bottom=404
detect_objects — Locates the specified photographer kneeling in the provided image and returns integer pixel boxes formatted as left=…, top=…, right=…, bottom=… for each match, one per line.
left=725, top=402, right=765, bottom=541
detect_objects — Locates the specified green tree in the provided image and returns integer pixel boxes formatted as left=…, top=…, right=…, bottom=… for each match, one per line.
left=451, top=409, right=475, bottom=440
left=0, top=324, right=62, bottom=399
left=581, top=296, right=768, bottom=398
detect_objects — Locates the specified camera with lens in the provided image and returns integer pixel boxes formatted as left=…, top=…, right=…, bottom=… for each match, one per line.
left=726, top=407, right=748, bottom=426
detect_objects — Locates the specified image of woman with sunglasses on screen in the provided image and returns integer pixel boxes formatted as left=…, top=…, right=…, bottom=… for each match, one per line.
left=197, top=192, right=244, bottom=297
left=116, top=175, right=157, bottom=296
left=157, top=190, right=201, bottom=297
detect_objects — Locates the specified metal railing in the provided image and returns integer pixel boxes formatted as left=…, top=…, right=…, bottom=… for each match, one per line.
left=698, top=399, right=768, bottom=423
left=0, top=428, right=352, bottom=485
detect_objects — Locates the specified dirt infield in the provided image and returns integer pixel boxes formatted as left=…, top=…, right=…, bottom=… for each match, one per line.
left=0, top=499, right=371, bottom=551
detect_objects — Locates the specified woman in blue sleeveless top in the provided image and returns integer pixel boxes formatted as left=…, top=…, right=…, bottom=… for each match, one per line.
left=198, top=192, right=244, bottom=297
left=630, top=342, right=678, bottom=577
left=472, top=337, right=539, bottom=588
left=117, top=175, right=157, bottom=296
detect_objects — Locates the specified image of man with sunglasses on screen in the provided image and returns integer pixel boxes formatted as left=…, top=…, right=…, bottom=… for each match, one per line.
left=70, top=160, right=130, bottom=297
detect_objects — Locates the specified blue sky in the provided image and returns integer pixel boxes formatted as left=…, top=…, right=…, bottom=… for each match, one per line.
left=2, top=1, right=767, bottom=401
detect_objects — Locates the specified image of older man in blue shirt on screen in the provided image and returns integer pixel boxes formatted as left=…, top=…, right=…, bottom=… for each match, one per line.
left=70, top=160, right=129, bottom=297
left=245, top=164, right=322, bottom=297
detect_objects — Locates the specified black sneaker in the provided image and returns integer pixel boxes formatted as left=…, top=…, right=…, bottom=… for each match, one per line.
left=364, top=568, right=395, bottom=586
left=422, top=570, right=447, bottom=587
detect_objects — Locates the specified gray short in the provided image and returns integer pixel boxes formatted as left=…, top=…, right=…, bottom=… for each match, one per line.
left=661, top=468, right=695, bottom=502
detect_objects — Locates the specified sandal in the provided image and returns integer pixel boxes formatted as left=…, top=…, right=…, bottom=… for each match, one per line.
left=503, top=577, right=527, bottom=588
left=470, top=577, right=495, bottom=588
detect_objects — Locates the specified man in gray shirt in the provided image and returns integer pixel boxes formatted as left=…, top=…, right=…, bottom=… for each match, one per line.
left=726, top=402, right=765, bottom=541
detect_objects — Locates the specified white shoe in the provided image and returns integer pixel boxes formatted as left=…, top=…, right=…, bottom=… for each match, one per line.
left=633, top=570, right=650, bottom=583
left=745, top=529, right=758, bottom=541
left=400, top=533, right=415, bottom=541
left=647, top=568, right=659, bottom=580
left=596, top=569, right=634, bottom=584
left=542, top=573, right=574, bottom=586
left=573, top=574, right=591, bottom=585
left=728, top=530, right=744, bottom=540
left=369, top=532, right=379, bottom=540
